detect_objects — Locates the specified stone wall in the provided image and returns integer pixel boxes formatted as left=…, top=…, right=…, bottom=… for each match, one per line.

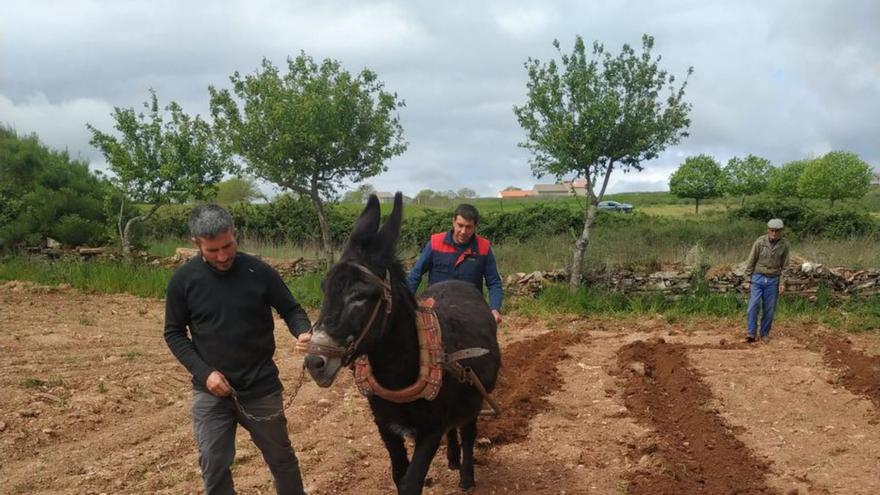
left=505, top=256, right=880, bottom=301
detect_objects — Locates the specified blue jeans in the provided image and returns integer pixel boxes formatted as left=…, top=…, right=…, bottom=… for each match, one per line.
left=746, top=273, right=779, bottom=337
left=192, top=389, right=306, bottom=495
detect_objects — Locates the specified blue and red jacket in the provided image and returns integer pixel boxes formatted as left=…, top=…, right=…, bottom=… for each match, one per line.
left=405, top=230, right=503, bottom=311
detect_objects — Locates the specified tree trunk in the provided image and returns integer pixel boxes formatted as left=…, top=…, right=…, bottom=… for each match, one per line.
left=121, top=203, right=161, bottom=260
left=695, top=198, right=700, bottom=214
left=568, top=202, right=599, bottom=292
left=310, top=188, right=334, bottom=268
left=568, top=163, right=614, bottom=293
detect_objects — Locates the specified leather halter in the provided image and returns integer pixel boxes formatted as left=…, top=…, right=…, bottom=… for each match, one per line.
left=305, top=262, right=392, bottom=366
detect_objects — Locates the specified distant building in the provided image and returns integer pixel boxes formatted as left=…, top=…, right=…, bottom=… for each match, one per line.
left=499, top=189, right=533, bottom=198
left=498, top=179, right=588, bottom=198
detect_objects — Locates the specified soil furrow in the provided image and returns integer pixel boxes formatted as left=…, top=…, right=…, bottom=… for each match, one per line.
left=616, top=339, right=776, bottom=494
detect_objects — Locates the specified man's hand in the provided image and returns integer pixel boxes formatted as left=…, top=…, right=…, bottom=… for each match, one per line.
left=743, top=281, right=751, bottom=291
left=206, top=370, right=232, bottom=397
left=295, top=332, right=312, bottom=353
left=778, top=284, right=786, bottom=295
left=492, top=310, right=502, bottom=326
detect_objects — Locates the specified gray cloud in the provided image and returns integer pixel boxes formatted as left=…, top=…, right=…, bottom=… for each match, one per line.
left=2, top=0, right=877, bottom=198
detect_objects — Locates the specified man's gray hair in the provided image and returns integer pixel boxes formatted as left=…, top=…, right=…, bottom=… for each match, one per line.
left=189, top=204, right=235, bottom=238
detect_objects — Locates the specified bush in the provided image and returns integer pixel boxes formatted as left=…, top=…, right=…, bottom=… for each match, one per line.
left=731, top=198, right=878, bottom=239
left=799, top=210, right=877, bottom=239
left=52, top=214, right=108, bottom=246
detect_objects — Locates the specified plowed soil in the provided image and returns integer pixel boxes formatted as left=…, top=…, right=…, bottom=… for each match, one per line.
left=2, top=281, right=880, bottom=494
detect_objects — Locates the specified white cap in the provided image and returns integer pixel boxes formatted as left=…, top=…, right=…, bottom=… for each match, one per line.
left=767, top=218, right=784, bottom=229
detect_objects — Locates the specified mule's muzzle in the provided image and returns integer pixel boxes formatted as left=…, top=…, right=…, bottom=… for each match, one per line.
left=304, top=353, right=343, bottom=387
left=303, top=331, right=346, bottom=387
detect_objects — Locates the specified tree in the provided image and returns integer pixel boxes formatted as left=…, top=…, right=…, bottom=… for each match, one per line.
left=87, top=90, right=230, bottom=256
left=209, top=54, right=407, bottom=266
left=342, top=183, right=376, bottom=204
left=723, top=154, right=772, bottom=205
left=0, top=127, right=113, bottom=248
left=797, top=151, right=873, bottom=206
left=456, top=187, right=477, bottom=199
left=514, top=34, right=692, bottom=291
left=414, top=189, right=435, bottom=205
left=767, top=159, right=810, bottom=198
left=669, top=155, right=724, bottom=214
left=214, top=176, right=265, bottom=204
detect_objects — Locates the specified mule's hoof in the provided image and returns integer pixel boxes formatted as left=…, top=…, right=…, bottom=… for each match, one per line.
left=458, top=480, right=475, bottom=492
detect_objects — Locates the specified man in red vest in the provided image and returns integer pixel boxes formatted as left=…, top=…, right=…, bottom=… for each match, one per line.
left=405, top=204, right=503, bottom=324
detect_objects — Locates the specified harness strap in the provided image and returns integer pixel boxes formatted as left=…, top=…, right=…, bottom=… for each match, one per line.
left=442, top=360, right=502, bottom=416
left=446, top=348, right=489, bottom=362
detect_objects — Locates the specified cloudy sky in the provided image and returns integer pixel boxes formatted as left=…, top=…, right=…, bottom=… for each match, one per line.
left=2, top=0, right=878, bottom=198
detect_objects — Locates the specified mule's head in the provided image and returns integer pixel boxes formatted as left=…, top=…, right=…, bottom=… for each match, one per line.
left=304, top=192, right=404, bottom=387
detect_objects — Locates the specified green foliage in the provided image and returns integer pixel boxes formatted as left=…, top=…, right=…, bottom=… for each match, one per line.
left=723, top=154, right=772, bottom=199
left=797, top=151, right=873, bottom=205
left=767, top=159, right=810, bottom=198
left=800, top=210, right=877, bottom=239
left=513, top=33, right=693, bottom=288
left=669, top=155, right=725, bottom=213
left=732, top=198, right=878, bottom=239
left=88, top=90, right=231, bottom=254
left=209, top=53, right=407, bottom=263
left=212, top=177, right=264, bottom=204
left=0, top=126, right=112, bottom=248
left=0, top=257, right=173, bottom=298
left=514, top=34, right=692, bottom=185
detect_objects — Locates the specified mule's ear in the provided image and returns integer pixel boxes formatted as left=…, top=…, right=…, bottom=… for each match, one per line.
left=377, top=192, right=403, bottom=252
left=349, top=194, right=381, bottom=245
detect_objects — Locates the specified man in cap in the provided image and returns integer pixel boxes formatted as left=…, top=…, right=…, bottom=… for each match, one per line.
left=742, top=218, right=790, bottom=343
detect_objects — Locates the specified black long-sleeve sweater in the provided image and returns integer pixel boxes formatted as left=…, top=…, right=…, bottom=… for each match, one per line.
left=164, top=252, right=311, bottom=399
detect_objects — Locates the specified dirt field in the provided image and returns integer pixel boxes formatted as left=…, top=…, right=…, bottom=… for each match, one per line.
left=2, top=280, right=879, bottom=494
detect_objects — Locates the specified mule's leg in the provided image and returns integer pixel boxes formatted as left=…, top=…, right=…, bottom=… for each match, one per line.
left=377, top=424, right=410, bottom=488
left=399, top=430, right=444, bottom=495
left=446, top=429, right=461, bottom=470
left=458, top=419, right=478, bottom=490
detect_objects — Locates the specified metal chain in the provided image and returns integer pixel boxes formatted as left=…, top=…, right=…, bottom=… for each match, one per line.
left=230, top=363, right=307, bottom=423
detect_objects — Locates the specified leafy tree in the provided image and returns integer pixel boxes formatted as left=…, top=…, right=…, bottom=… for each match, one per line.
left=342, top=183, right=376, bottom=204
left=767, top=159, right=810, bottom=198
left=213, top=176, right=265, bottom=204
left=669, top=155, right=724, bottom=214
left=88, top=90, right=231, bottom=256
left=723, top=154, right=772, bottom=205
left=456, top=187, right=477, bottom=199
left=797, top=151, right=873, bottom=206
left=0, top=126, right=113, bottom=247
left=209, top=54, right=407, bottom=266
left=503, top=186, right=523, bottom=191
left=414, top=189, right=435, bottom=205
left=514, top=34, right=692, bottom=291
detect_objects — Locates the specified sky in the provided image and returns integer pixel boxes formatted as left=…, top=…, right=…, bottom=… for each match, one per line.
left=2, top=0, right=878, bottom=198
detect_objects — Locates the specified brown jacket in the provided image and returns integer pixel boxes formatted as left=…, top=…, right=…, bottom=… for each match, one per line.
left=744, top=235, right=790, bottom=280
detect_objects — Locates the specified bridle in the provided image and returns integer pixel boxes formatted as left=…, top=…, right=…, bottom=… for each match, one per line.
left=306, top=262, right=394, bottom=366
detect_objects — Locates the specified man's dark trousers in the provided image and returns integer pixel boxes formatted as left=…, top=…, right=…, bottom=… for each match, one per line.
left=192, top=390, right=306, bottom=495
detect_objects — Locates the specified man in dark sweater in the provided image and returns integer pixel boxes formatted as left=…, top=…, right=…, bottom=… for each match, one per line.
left=164, top=204, right=311, bottom=495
